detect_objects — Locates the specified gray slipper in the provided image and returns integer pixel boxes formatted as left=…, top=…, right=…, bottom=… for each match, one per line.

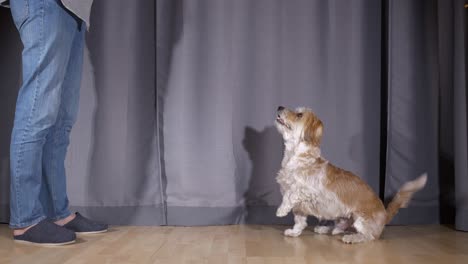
left=63, top=212, right=108, bottom=234
left=13, top=220, right=76, bottom=246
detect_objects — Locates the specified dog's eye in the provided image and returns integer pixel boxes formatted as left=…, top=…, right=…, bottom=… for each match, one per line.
left=296, top=113, right=303, bottom=118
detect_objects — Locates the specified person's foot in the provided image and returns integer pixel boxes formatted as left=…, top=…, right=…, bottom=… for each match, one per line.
left=54, top=213, right=76, bottom=226
left=13, top=220, right=76, bottom=246
left=13, top=223, right=37, bottom=236
left=62, top=212, right=108, bottom=234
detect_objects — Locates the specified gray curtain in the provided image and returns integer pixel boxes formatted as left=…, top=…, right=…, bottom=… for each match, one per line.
left=384, top=0, right=440, bottom=224
left=438, top=0, right=468, bottom=231
left=158, top=0, right=383, bottom=225
left=67, top=0, right=164, bottom=225
left=385, top=0, right=468, bottom=230
left=453, top=0, right=468, bottom=232
left=2, top=0, right=467, bottom=229
left=1, top=0, right=165, bottom=225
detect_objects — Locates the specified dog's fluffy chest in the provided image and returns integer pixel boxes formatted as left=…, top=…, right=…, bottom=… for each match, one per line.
left=276, top=158, right=350, bottom=220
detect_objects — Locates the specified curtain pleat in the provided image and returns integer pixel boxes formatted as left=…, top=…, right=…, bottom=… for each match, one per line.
left=159, top=0, right=382, bottom=225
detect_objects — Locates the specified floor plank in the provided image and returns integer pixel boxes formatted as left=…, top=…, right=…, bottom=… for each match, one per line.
left=1, top=224, right=467, bottom=264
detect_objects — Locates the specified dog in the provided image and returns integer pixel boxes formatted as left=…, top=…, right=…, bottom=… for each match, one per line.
left=274, top=106, right=427, bottom=244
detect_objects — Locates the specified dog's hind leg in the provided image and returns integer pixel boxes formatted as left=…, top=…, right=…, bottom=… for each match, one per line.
left=341, top=213, right=385, bottom=244
left=332, top=218, right=353, bottom=235
left=284, top=213, right=308, bottom=237
left=313, top=220, right=333, bottom=234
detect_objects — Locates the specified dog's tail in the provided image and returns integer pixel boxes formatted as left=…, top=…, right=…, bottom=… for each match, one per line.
left=385, top=174, right=427, bottom=224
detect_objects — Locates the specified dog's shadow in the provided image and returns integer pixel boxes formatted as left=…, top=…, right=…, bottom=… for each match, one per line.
left=242, top=126, right=294, bottom=225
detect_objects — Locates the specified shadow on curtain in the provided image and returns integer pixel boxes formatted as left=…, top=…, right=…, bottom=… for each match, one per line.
left=158, top=0, right=382, bottom=225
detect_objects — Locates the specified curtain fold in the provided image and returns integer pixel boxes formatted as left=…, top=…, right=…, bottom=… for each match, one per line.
left=158, top=0, right=382, bottom=225
left=440, top=0, right=468, bottom=231
left=452, top=0, right=468, bottom=231
left=385, top=0, right=468, bottom=229
left=0, top=0, right=165, bottom=225
left=384, top=0, right=440, bottom=224
left=67, top=0, right=164, bottom=225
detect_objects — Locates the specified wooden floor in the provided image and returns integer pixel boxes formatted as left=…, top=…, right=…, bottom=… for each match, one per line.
left=1, top=224, right=467, bottom=264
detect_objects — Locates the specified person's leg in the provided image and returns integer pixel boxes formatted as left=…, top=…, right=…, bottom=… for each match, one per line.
left=40, top=14, right=85, bottom=225
left=9, top=0, right=81, bottom=232
left=36, top=3, right=108, bottom=235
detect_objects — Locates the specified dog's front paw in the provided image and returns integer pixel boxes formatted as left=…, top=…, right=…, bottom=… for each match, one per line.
left=284, top=228, right=301, bottom=237
left=276, top=207, right=289, bottom=217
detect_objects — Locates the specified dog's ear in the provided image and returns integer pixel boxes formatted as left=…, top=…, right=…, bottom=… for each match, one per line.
left=302, top=115, right=323, bottom=146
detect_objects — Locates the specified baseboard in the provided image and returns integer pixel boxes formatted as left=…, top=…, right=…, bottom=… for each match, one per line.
left=1, top=204, right=443, bottom=226
left=166, top=206, right=315, bottom=226
left=0, top=204, right=8, bottom=224
left=70, top=205, right=166, bottom=226
left=455, top=209, right=468, bottom=231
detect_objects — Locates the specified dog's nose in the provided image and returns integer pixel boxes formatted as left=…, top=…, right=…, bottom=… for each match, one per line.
left=277, top=106, right=285, bottom=112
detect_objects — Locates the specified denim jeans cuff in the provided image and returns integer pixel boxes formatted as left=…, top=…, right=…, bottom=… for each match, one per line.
left=9, top=215, right=47, bottom=229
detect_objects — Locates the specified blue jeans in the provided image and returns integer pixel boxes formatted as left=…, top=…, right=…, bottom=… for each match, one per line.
left=9, top=0, right=85, bottom=228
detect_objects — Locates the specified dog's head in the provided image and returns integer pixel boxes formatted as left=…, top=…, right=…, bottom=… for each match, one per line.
left=275, top=106, right=323, bottom=146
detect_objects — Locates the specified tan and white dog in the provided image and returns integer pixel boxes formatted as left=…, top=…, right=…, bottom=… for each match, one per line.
left=274, top=106, right=427, bottom=244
